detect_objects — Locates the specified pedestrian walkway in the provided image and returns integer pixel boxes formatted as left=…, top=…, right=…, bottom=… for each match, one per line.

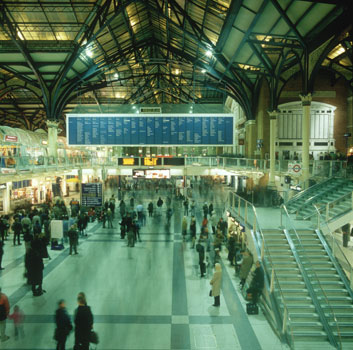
left=0, top=187, right=287, bottom=349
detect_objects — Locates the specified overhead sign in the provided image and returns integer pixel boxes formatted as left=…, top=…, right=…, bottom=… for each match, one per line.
left=122, top=158, right=135, bottom=165
left=67, top=114, right=233, bottom=146
left=144, top=157, right=158, bottom=166
left=288, top=163, right=302, bottom=176
left=4, top=135, right=18, bottom=142
left=81, top=183, right=103, bottom=207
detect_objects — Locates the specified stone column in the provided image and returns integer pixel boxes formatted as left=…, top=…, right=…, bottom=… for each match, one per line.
left=268, top=111, right=278, bottom=185
left=245, top=120, right=256, bottom=158
left=300, top=93, right=312, bottom=183
left=47, top=120, right=59, bottom=158
left=347, top=96, right=353, bottom=148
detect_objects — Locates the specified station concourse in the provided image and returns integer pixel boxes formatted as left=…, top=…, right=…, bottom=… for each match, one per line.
left=0, top=1, right=353, bottom=349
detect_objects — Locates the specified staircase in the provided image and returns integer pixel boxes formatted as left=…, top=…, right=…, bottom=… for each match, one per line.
left=262, top=229, right=331, bottom=344
left=295, top=229, right=353, bottom=345
left=286, top=178, right=353, bottom=221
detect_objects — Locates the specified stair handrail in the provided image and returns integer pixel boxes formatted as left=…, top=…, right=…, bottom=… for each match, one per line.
left=281, top=204, right=342, bottom=349
left=292, top=181, right=349, bottom=218
left=286, top=177, right=336, bottom=207
left=313, top=204, right=353, bottom=292
left=229, top=192, right=295, bottom=348
left=313, top=190, right=353, bottom=222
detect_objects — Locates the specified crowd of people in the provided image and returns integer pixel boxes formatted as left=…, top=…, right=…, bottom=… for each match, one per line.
left=0, top=178, right=265, bottom=347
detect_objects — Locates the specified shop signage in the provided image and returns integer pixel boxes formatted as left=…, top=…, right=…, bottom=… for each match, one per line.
left=81, top=183, right=103, bottom=207
left=4, top=135, right=18, bottom=142
left=0, top=183, right=6, bottom=190
left=1, top=168, right=16, bottom=174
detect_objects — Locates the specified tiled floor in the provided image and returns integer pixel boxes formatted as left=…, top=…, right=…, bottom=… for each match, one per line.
left=0, top=185, right=288, bottom=350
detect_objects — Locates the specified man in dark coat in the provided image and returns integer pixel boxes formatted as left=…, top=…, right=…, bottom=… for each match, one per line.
left=11, top=218, right=22, bottom=246
left=25, top=243, right=44, bottom=296
left=68, top=224, right=79, bottom=255
left=55, top=299, right=72, bottom=350
left=74, top=294, right=93, bottom=350
left=248, top=261, right=264, bottom=304
left=196, top=239, right=206, bottom=278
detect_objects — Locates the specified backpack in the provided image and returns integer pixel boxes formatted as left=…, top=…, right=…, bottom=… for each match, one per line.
left=0, top=302, right=6, bottom=321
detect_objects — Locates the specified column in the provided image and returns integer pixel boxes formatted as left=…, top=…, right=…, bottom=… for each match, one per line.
left=347, top=96, right=353, bottom=148
left=268, top=111, right=278, bottom=185
left=257, top=109, right=264, bottom=158
left=245, top=120, right=256, bottom=158
left=300, top=93, right=312, bottom=183
left=47, top=120, right=59, bottom=158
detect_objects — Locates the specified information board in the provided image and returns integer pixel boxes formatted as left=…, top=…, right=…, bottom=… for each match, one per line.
left=81, top=183, right=103, bottom=207
left=67, top=114, right=233, bottom=146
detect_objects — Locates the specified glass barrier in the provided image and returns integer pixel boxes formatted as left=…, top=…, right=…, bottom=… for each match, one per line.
left=229, top=191, right=295, bottom=348
left=281, top=205, right=342, bottom=349
left=0, top=155, right=348, bottom=180
left=314, top=205, right=353, bottom=289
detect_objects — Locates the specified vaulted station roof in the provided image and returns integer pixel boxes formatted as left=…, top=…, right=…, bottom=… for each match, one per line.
left=0, top=0, right=352, bottom=130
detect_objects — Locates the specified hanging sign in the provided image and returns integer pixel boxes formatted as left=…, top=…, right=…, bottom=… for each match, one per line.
left=4, top=135, right=18, bottom=142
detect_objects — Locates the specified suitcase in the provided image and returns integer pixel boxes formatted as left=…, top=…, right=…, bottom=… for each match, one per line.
left=246, top=303, right=258, bottom=315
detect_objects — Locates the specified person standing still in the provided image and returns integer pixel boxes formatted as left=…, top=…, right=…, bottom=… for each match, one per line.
left=210, top=263, right=222, bottom=307
left=0, top=287, right=10, bottom=342
left=68, top=224, right=79, bottom=255
left=74, top=293, right=93, bottom=350
left=55, top=300, right=72, bottom=350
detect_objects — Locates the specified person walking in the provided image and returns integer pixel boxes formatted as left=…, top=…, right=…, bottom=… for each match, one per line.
left=210, top=263, right=222, bottom=307
left=183, top=198, right=189, bottom=216
left=190, top=216, right=196, bottom=248
left=181, top=216, right=188, bottom=242
left=147, top=201, right=153, bottom=217
left=74, top=293, right=93, bottom=350
left=55, top=299, right=72, bottom=350
left=11, top=217, right=22, bottom=246
left=107, top=209, right=114, bottom=229
left=119, top=200, right=126, bottom=218
left=8, top=305, right=25, bottom=340
left=25, top=242, right=45, bottom=296
left=157, top=197, right=163, bottom=216
left=210, top=211, right=218, bottom=235
left=0, top=287, right=10, bottom=342
left=0, top=242, right=4, bottom=270
left=68, top=224, right=79, bottom=255
left=196, top=239, right=206, bottom=278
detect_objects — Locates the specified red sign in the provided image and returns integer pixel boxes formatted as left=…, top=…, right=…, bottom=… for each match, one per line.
left=5, top=135, right=18, bottom=142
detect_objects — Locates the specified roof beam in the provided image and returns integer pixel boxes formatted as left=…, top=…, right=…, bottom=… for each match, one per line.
left=216, top=0, right=242, bottom=52
left=269, top=0, right=306, bottom=47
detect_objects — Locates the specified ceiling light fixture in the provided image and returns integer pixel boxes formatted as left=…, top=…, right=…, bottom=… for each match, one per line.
left=114, top=73, right=119, bottom=78
left=201, top=68, right=206, bottom=73
left=205, top=50, right=213, bottom=58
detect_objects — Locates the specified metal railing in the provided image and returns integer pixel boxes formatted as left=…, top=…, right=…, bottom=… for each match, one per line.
left=314, top=191, right=353, bottom=223
left=229, top=191, right=295, bottom=348
left=0, top=155, right=348, bottom=178
left=313, top=205, right=353, bottom=291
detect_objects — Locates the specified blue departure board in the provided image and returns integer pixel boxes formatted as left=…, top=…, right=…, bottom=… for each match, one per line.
left=67, top=114, right=233, bottom=146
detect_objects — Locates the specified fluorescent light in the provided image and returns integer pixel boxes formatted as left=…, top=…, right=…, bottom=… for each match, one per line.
left=17, top=31, right=24, bottom=40
left=205, top=50, right=213, bottom=58
left=86, top=49, right=93, bottom=57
